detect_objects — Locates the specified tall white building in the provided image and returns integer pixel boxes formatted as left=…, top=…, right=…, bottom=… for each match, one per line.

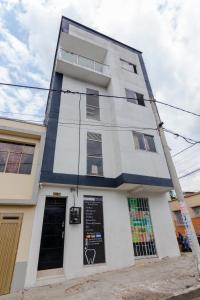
left=25, top=17, right=179, bottom=288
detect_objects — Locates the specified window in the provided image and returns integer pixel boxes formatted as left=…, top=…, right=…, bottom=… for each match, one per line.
left=128, top=197, right=156, bottom=256
left=174, top=210, right=184, bottom=225
left=87, top=132, right=103, bottom=176
left=193, top=206, right=200, bottom=216
left=125, top=89, right=145, bottom=106
left=0, top=141, right=34, bottom=174
left=86, top=89, right=100, bottom=120
left=120, top=58, right=137, bottom=74
left=133, top=132, right=156, bottom=152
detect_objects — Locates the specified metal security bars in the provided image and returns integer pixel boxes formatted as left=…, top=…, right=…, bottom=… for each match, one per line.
left=128, top=198, right=157, bottom=257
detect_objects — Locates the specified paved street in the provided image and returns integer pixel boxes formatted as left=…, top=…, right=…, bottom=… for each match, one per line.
left=1, top=253, right=200, bottom=300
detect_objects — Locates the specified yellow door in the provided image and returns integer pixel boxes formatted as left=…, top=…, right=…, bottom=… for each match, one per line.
left=0, top=213, right=23, bottom=295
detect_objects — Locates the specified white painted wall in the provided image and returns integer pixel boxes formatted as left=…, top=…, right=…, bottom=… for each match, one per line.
left=148, top=192, right=180, bottom=258
left=54, top=24, right=171, bottom=180
left=25, top=186, right=179, bottom=287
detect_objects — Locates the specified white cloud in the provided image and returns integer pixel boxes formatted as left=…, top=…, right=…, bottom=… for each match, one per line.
left=0, top=0, right=199, bottom=190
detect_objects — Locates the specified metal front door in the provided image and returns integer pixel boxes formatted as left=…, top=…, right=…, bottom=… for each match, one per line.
left=128, top=198, right=157, bottom=257
left=38, top=198, right=66, bottom=270
left=0, top=213, right=23, bottom=295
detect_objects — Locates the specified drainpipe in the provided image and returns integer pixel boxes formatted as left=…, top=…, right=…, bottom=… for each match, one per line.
left=150, top=97, right=200, bottom=274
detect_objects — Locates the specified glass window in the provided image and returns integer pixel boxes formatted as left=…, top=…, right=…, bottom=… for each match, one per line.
left=86, top=89, right=100, bottom=121
left=193, top=206, right=200, bottom=216
left=174, top=211, right=184, bottom=224
left=144, top=135, right=156, bottom=152
left=125, top=89, right=137, bottom=104
left=120, top=59, right=137, bottom=74
left=125, top=89, right=145, bottom=106
left=133, top=132, right=156, bottom=152
left=133, top=132, right=146, bottom=150
left=0, top=141, right=34, bottom=174
left=87, top=132, right=103, bottom=176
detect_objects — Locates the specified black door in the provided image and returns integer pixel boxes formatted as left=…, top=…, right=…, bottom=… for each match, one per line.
left=38, top=197, right=66, bottom=270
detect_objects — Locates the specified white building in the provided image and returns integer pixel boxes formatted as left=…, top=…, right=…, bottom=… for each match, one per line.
left=25, top=16, right=179, bottom=288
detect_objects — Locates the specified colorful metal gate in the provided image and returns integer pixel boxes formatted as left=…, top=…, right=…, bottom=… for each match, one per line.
left=128, top=198, right=156, bottom=257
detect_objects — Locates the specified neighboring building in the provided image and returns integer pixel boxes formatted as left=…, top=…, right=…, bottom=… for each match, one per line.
left=25, top=17, right=179, bottom=288
left=169, top=192, right=200, bottom=236
left=0, top=118, right=45, bottom=295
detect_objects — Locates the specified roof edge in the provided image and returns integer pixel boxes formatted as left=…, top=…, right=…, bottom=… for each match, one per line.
left=61, top=16, right=142, bottom=54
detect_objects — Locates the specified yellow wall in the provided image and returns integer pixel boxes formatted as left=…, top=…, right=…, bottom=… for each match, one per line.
left=0, top=119, right=45, bottom=201
left=0, top=206, right=35, bottom=262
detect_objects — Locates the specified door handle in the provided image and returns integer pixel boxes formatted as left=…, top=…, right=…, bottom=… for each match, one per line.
left=62, top=231, right=65, bottom=239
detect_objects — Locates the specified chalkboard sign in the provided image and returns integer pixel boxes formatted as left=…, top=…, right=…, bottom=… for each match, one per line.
left=83, top=196, right=105, bottom=265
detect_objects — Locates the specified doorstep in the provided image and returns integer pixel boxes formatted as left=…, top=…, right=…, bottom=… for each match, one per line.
left=36, top=268, right=65, bottom=287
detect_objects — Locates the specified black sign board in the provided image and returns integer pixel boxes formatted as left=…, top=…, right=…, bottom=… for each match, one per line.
left=83, top=196, right=105, bottom=265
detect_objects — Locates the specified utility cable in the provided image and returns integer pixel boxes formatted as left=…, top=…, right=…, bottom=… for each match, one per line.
left=179, top=168, right=200, bottom=179
left=0, top=82, right=199, bottom=117
left=172, top=144, right=198, bottom=158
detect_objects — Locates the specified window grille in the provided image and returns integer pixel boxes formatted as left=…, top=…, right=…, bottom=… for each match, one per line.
left=128, top=198, right=157, bottom=257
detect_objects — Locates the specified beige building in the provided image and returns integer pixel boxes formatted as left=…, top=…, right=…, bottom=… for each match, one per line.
left=0, top=118, right=45, bottom=295
left=169, top=192, right=200, bottom=237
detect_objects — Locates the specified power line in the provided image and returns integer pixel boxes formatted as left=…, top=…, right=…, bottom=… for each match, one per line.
left=0, top=81, right=200, bottom=117
left=163, top=128, right=200, bottom=144
left=172, top=144, right=198, bottom=157
left=179, top=168, right=200, bottom=179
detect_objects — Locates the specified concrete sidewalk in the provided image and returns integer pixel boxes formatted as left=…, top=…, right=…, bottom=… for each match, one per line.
left=1, top=253, right=200, bottom=300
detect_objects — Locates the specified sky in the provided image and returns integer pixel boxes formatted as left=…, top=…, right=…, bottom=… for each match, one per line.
left=0, top=0, right=199, bottom=191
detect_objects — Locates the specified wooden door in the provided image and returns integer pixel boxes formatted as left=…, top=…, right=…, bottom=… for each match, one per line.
left=0, top=213, right=23, bottom=295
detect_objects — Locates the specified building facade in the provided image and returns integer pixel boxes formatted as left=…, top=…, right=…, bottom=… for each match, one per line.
left=25, top=17, right=179, bottom=288
left=170, top=192, right=200, bottom=237
left=0, top=118, right=45, bottom=295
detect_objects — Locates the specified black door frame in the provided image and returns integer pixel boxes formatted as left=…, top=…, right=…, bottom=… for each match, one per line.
left=38, top=196, right=67, bottom=271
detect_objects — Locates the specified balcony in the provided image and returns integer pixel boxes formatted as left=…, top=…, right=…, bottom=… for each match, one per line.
left=56, top=48, right=111, bottom=87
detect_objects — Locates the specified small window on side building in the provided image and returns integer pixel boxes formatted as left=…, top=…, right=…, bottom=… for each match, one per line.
left=0, top=141, right=34, bottom=174
left=193, top=206, right=200, bottom=216
left=174, top=210, right=184, bottom=225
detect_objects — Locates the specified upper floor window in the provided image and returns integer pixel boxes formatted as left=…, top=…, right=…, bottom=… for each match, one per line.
left=125, top=89, right=145, bottom=106
left=133, top=132, right=156, bottom=152
left=174, top=210, right=184, bottom=225
left=87, top=132, right=103, bottom=176
left=193, top=206, right=200, bottom=216
left=0, top=141, right=34, bottom=174
left=86, top=89, right=100, bottom=120
left=120, top=58, right=137, bottom=74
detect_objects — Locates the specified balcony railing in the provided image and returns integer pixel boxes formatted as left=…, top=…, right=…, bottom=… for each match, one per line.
left=58, top=48, right=109, bottom=75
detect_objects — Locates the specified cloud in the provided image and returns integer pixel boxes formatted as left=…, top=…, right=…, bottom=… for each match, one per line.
left=0, top=0, right=199, bottom=191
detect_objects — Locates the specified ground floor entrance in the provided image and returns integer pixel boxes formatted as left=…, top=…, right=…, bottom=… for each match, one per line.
left=38, top=197, right=66, bottom=270
left=128, top=197, right=157, bottom=257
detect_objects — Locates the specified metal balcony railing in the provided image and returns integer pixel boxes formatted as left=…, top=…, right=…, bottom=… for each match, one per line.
left=58, top=48, right=109, bottom=75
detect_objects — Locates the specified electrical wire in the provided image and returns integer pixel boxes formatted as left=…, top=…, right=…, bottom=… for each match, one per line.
left=179, top=168, right=200, bottom=179
left=163, top=128, right=200, bottom=144
left=0, top=81, right=200, bottom=117
left=172, top=144, right=198, bottom=157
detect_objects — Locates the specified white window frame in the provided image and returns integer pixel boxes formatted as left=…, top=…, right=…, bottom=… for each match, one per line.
left=120, top=58, right=137, bottom=74
left=87, top=132, right=103, bottom=176
left=133, top=132, right=156, bottom=153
